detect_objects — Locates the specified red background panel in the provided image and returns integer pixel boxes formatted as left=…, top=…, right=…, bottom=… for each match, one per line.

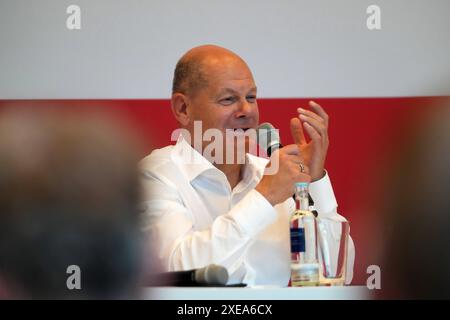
left=1, top=97, right=448, bottom=284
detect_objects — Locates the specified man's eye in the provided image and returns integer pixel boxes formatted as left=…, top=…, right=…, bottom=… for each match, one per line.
left=246, top=95, right=256, bottom=103
left=220, top=97, right=236, bottom=105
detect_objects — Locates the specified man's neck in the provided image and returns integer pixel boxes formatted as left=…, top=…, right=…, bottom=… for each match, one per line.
left=215, top=163, right=243, bottom=190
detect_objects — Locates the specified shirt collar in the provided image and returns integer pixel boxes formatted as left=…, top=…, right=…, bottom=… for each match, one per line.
left=171, top=135, right=269, bottom=187
left=171, top=135, right=217, bottom=181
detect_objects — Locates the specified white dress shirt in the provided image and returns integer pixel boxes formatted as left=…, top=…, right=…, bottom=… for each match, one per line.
left=140, top=136, right=355, bottom=286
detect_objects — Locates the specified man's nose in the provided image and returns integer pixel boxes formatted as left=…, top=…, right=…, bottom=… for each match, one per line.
left=235, top=99, right=253, bottom=119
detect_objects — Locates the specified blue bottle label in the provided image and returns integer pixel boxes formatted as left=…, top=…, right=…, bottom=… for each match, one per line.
left=290, top=227, right=305, bottom=253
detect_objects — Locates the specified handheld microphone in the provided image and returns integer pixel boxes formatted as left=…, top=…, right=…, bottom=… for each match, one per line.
left=256, top=122, right=282, bottom=157
left=147, top=264, right=229, bottom=287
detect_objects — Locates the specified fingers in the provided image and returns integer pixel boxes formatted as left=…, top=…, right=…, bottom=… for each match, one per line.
left=286, top=154, right=306, bottom=165
left=274, top=145, right=307, bottom=169
left=279, top=144, right=301, bottom=156
left=303, top=122, right=323, bottom=146
left=297, top=101, right=329, bottom=125
left=290, top=117, right=306, bottom=145
left=284, top=155, right=311, bottom=181
left=286, top=155, right=310, bottom=174
left=296, top=101, right=329, bottom=144
left=299, top=113, right=327, bottom=139
left=297, top=107, right=323, bottom=124
left=308, top=101, right=329, bottom=125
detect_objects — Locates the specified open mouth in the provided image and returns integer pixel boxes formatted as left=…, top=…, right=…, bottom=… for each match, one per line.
left=232, top=128, right=250, bottom=132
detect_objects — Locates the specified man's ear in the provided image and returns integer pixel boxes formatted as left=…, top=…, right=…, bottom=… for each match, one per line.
left=171, top=93, right=191, bottom=126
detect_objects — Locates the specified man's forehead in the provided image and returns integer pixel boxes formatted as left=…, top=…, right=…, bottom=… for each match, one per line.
left=216, top=86, right=257, bottom=95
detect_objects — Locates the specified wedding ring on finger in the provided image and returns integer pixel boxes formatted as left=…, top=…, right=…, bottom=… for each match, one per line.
left=299, top=163, right=305, bottom=173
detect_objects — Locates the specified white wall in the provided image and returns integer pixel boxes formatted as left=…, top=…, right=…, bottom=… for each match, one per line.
left=0, top=0, right=449, bottom=98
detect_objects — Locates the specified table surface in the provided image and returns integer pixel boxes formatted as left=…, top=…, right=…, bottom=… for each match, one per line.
left=144, top=286, right=372, bottom=300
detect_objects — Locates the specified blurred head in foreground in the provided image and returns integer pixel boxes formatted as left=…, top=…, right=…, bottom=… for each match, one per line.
left=382, top=101, right=450, bottom=299
left=0, top=107, right=144, bottom=299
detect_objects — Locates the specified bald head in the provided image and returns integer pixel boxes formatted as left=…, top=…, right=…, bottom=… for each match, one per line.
left=172, top=45, right=251, bottom=95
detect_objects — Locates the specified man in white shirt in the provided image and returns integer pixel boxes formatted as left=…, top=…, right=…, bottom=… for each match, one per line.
left=141, top=45, right=355, bottom=286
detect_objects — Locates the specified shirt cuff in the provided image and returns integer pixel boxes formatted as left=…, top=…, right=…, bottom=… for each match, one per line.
left=228, top=189, right=277, bottom=238
left=309, top=171, right=338, bottom=217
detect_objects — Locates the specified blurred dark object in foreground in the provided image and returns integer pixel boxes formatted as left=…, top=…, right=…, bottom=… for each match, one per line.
left=0, top=107, right=145, bottom=299
left=381, top=102, right=450, bottom=299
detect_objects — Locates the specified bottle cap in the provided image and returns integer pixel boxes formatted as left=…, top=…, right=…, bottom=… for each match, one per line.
left=295, top=182, right=309, bottom=188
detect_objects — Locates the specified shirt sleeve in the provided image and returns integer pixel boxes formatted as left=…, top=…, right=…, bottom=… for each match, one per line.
left=309, top=171, right=356, bottom=284
left=141, top=171, right=277, bottom=284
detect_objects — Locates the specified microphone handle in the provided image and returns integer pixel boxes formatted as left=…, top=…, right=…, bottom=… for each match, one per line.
left=173, top=270, right=198, bottom=286
left=266, top=143, right=282, bottom=157
left=146, top=269, right=197, bottom=286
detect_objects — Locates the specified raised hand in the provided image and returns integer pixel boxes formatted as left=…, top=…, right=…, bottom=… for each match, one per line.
left=290, top=101, right=329, bottom=182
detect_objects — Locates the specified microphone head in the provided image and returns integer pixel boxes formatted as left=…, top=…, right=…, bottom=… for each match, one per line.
left=256, top=122, right=281, bottom=155
left=195, top=264, right=229, bottom=286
